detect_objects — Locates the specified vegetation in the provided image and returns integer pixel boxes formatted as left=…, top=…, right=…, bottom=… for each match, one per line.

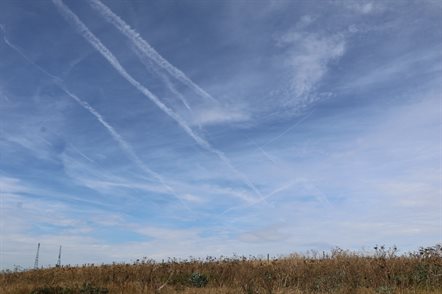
left=1, top=245, right=441, bottom=293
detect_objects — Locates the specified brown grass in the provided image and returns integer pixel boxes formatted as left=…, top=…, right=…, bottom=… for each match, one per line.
left=1, top=246, right=441, bottom=293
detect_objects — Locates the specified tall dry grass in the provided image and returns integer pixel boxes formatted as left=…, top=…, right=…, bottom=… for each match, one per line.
left=1, top=245, right=441, bottom=293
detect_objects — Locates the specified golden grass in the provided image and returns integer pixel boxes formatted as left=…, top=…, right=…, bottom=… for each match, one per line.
left=1, top=246, right=441, bottom=293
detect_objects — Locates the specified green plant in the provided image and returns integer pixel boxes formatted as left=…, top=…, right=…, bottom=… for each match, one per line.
left=412, top=263, right=430, bottom=285
left=241, top=282, right=256, bottom=294
left=376, top=285, right=394, bottom=294
left=79, top=282, right=109, bottom=294
left=31, top=286, right=74, bottom=294
left=189, top=272, right=208, bottom=288
left=2, top=245, right=442, bottom=294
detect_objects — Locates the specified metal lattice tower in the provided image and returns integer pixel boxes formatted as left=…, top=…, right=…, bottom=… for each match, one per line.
left=34, top=243, right=40, bottom=269
left=56, top=245, right=62, bottom=267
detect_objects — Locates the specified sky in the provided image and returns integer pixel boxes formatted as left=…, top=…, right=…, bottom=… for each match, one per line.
left=0, top=0, right=441, bottom=269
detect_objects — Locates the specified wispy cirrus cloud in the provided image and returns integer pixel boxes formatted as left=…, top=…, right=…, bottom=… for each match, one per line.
left=86, top=0, right=219, bottom=105
left=190, top=106, right=250, bottom=127
left=276, top=25, right=346, bottom=104
left=86, top=0, right=254, bottom=128
left=52, top=0, right=262, bottom=199
left=340, top=1, right=383, bottom=14
left=1, top=23, right=186, bottom=208
left=0, top=0, right=440, bottom=269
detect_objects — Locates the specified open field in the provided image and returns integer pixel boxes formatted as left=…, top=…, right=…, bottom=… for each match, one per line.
left=1, top=246, right=441, bottom=294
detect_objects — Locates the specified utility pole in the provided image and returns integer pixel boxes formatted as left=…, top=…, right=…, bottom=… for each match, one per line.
left=56, top=245, right=62, bottom=267
left=34, top=243, right=40, bottom=269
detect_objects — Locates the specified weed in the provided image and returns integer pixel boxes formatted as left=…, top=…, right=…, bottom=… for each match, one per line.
left=375, top=285, right=394, bottom=294
left=1, top=245, right=441, bottom=294
left=189, top=272, right=208, bottom=288
left=31, top=286, right=74, bottom=294
left=79, top=282, right=109, bottom=294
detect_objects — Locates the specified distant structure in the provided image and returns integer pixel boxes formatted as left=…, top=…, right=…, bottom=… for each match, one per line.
left=56, top=245, right=62, bottom=267
left=34, top=243, right=40, bottom=269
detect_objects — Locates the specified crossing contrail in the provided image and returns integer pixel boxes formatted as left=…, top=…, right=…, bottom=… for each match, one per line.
left=53, top=0, right=262, bottom=198
left=60, top=86, right=178, bottom=196
left=132, top=44, right=192, bottom=111
left=61, top=87, right=192, bottom=210
left=261, top=110, right=315, bottom=148
left=221, top=181, right=295, bottom=215
left=1, top=22, right=189, bottom=206
left=86, top=0, right=219, bottom=105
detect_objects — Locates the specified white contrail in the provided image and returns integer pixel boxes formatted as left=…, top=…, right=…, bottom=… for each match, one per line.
left=68, top=143, right=96, bottom=164
left=61, top=89, right=192, bottom=209
left=53, top=0, right=262, bottom=198
left=258, top=147, right=279, bottom=165
left=222, top=181, right=295, bottom=215
left=261, top=110, right=315, bottom=148
left=132, top=45, right=192, bottom=111
left=61, top=83, right=189, bottom=206
left=162, top=72, right=192, bottom=111
left=86, top=0, right=218, bottom=105
left=0, top=23, right=188, bottom=206
left=248, top=138, right=280, bottom=166
left=39, top=134, right=95, bottom=164
left=1, top=24, right=63, bottom=83
left=60, top=86, right=191, bottom=208
left=221, top=178, right=331, bottom=216
left=60, top=87, right=171, bottom=188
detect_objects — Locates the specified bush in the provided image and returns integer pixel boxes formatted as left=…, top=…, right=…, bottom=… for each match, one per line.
left=189, top=272, right=208, bottom=287
left=30, top=283, right=109, bottom=294
left=79, top=282, right=109, bottom=294
left=31, top=286, right=74, bottom=294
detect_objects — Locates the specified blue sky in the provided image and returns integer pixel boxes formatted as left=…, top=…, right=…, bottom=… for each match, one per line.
left=0, top=0, right=441, bottom=269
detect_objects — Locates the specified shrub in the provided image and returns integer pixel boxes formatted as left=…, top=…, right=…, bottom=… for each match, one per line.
left=31, top=286, right=74, bottom=294
left=189, top=272, right=208, bottom=287
left=79, top=282, right=109, bottom=294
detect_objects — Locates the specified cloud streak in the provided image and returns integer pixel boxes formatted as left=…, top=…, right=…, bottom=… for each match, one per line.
left=278, top=28, right=345, bottom=102
left=0, top=24, right=63, bottom=83
left=86, top=0, right=219, bottom=105
left=59, top=86, right=183, bottom=201
left=1, top=20, right=186, bottom=206
left=52, top=0, right=262, bottom=199
left=132, top=45, right=192, bottom=111
left=3, top=0, right=439, bottom=269
left=261, top=110, right=315, bottom=148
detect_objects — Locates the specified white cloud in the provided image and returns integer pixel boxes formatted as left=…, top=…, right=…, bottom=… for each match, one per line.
left=277, top=27, right=346, bottom=103
left=179, top=193, right=205, bottom=204
left=377, top=179, right=439, bottom=208
left=340, top=1, right=383, bottom=14
left=0, top=87, right=9, bottom=102
left=338, top=50, right=441, bottom=91
left=422, top=0, right=442, bottom=8
left=190, top=105, right=250, bottom=127
left=238, top=225, right=288, bottom=243
left=0, top=177, right=28, bottom=194
left=76, top=177, right=168, bottom=195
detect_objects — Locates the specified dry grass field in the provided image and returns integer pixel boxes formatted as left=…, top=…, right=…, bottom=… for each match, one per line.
left=1, top=245, right=441, bottom=294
